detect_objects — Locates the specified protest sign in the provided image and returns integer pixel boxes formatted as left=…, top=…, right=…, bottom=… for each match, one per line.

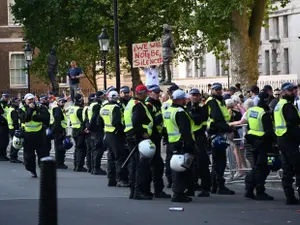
left=132, top=40, right=163, bottom=68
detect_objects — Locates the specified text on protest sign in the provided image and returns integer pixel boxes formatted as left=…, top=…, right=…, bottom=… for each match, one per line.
left=132, top=41, right=163, bottom=68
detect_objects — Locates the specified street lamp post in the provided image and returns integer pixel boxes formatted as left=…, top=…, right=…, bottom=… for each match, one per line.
left=24, top=42, right=33, bottom=93
left=98, top=28, right=110, bottom=90
left=114, top=0, right=121, bottom=91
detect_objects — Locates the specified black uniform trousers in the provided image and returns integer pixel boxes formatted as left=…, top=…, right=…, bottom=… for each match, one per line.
left=54, top=128, right=66, bottom=165
left=245, top=139, right=270, bottom=193
left=73, top=129, right=87, bottom=169
left=211, top=139, right=227, bottom=189
left=0, top=124, right=9, bottom=158
left=278, top=137, right=300, bottom=197
left=23, top=130, right=47, bottom=172
left=169, top=142, right=194, bottom=194
left=85, top=133, right=92, bottom=171
left=90, top=131, right=104, bottom=172
left=194, top=135, right=211, bottom=191
left=9, top=130, right=19, bottom=160
left=149, top=138, right=165, bottom=193
left=127, top=136, right=151, bottom=193
left=105, top=132, right=128, bottom=182
left=165, top=143, right=173, bottom=184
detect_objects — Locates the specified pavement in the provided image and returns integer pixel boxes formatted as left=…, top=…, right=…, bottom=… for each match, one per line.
left=1, top=161, right=300, bottom=225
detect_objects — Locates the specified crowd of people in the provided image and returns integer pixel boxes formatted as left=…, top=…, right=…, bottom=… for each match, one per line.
left=0, top=81, right=300, bottom=205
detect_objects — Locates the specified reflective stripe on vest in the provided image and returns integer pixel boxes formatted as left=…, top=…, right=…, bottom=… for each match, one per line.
left=20, top=107, right=43, bottom=132
left=6, top=107, right=20, bottom=130
left=82, top=106, right=88, bottom=122
left=206, top=97, right=231, bottom=128
left=69, top=106, right=81, bottom=129
left=100, top=104, right=118, bottom=133
left=88, top=102, right=98, bottom=122
left=163, top=106, right=195, bottom=143
left=146, top=101, right=163, bottom=134
left=246, top=106, right=265, bottom=137
left=124, top=99, right=153, bottom=136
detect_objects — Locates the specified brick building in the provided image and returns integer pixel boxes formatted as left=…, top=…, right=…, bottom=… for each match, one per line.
left=0, top=0, right=93, bottom=96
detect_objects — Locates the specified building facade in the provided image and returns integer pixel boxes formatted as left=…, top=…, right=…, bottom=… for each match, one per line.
left=173, top=0, right=300, bottom=91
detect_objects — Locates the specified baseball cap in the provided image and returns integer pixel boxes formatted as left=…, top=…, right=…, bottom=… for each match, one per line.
left=212, top=83, right=222, bottom=90
left=281, top=82, right=296, bottom=91
left=229, top=86, right=237, bottom=92
left=189, top=88, right=200, bottom=95
left=106, top=86, right=117, bottom=93
left=168, top=84, right=179, bottom=93
left=57, top=96, right=67, bottom=102
left=96, top=91, right=105, bottom=97
left=75, top=94, right=82, bottom=100
left=24, top=93, right=35, bottom=100
left=40, top=95, right=48, bottom=100
left=108, top=90, right=119, bottom=99
left=135, top=85, right=150, bottom=94
left=148, top=84, right=162, bottom=93
left=120, top=86, right=130, bottom=93
left=11, top=97, right=20, bottom=102
left=172, top=90, right=189, bottom=100
left=2, top=92, right=9, bottom=97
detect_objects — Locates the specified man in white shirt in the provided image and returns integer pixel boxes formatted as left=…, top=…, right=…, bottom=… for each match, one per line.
left=143, top=66, right=159, bottom=86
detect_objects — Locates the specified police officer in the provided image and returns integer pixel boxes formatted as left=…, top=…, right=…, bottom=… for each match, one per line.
left=164, top=89, right=195, bottom=202
left=70, top=94, right=87, bottom=172
left=119, top=86, right=131, bottom=110
left=100, top=91, right=129, bottom=187
left=206, top=83, right=235, bottom=195
left=19, top=93, right=48, bottom=177
left=162, top=84, right=180, bottom=188
left=187, top=88, right=211, bottom=197
left=86, top=91, right=106, bottom=175
left=39, top=95, right=51, bottom=156
left=51, top=97, right=68, bottom=169
left=244, top=91, right=275, bottom=201
left=7, top=97, right=22, bottom=163
left=146, top=85, right=171, bottom=198
left=274, top=82, right=300, bottom=205
left=83, top=93, right=95, bottom=173
left=0, top=92, right=10, bottom=161
left=124, top=85, right=153, bottom=200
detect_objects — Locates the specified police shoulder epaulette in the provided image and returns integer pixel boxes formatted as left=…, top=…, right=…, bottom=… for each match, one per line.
left=177, top=107, right=184, bottom=112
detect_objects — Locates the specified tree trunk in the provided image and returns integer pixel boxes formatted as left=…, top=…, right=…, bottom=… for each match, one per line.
left=126, top=41, right=142, bottom=90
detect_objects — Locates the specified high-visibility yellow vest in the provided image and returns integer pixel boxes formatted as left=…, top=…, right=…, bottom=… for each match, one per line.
left=6, top=107, right=20, bottom=130
left=246, top=106, right=266, bottom=137
left=20, top=106, right=43, bottom=132
left=206, top=96, right=231, bottom=128
left=100, top=104, right=119, bottom=133
left=274, top=98, right=300, bottom=136
left=124, top=99, right=153, bottom=136
left=82, top=106, right=88, bottom=122
left=146, top=101, right=163, bottom=134
left=69, top=106, right=81, bottom=129
left=87, top=102, right=98, bottom=122
left=163, top=106, right=195, bottom=143
left=0, top=102, right=9, bottom=120
left=49, top=106, right=68, bottom=128
left=162, top=99, right=172, bottom=114
left=117, top=100, right=126, bottom=125
left=190, top=104, right=208, bottom=132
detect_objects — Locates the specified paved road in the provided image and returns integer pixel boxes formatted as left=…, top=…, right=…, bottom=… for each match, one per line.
left=0, top=161, right=299, bottom=225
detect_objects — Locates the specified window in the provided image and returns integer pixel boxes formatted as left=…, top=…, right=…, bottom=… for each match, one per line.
left=194, top=57, right=206, bottom=77
left=265, top=26, right=270, bottom=40
left=10, top=53, right=27, bottom=88
left=8, top=0, right=16, bottom=25
left=273, top=17, right=279, bottom=38
left=221, top=59, right=226, bottom=76
left=283, top=48, right=289, bottom=74
left=265, top=50, right=270, bottom=75
left=283, top=15, right=288, bottom=38
left=216, top=59, right=220, bottom=76
left=272, top=49, right=278, bottom=75
left=186, top=60, right=192, bottom=77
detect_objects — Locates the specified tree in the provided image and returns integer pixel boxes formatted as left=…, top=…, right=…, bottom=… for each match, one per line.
left=12, top=0, right=198, bottom=89
left=194, top=0, right=290, bottom=87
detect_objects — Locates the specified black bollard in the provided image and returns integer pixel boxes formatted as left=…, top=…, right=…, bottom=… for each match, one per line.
left=39, top=157, right=58, bottom=225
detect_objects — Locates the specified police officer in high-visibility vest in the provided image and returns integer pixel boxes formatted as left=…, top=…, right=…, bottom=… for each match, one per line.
left=206, top=83, right=235, bottom=195
left=19, top=93, right=48, bottom=178
left=83, top=93, right=95, bottom=173
left=244, top=91, right=275, bottom=201
left=0, top=92, right=10, bottom=161
left=50, top=97, right=68, bottom=169
left=162, top=84, right=179, bottom=188
left=69, top=94, right=87, bottom=172
left=146, top=85, right=171, bottom=198
left=125, top=85, right=154, bottom=200
left=119, top=86, right=131, bottom=111
left=100, top=91, right=129, bottom=187
left=187, top=88, right=211, bottom=197
left=274, top=82, right=300, bottom=205
left=7, top=97, right=22, bottom=163
left=164, top=89, right=195, bottom=203
left=86, top=91, right=106, bottom=175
